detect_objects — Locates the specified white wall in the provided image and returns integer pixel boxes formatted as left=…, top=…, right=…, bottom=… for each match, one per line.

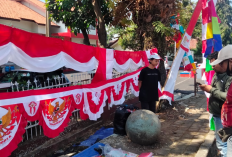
left=50, top=21, right=67, bottom=34
left=88, top=29, right=97, bottom=35
left=21, top=0, right=46, bottom=17
left=21, top=0, right=67, bottom=34
left=0, top=18, right=63, bottom=35
left=0, top=19, right=34, bottom=33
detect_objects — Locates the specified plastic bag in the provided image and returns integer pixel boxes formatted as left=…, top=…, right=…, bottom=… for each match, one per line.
left=106, top=149, right=125, bottom=157
left=99, top=144, right=133, bottom=157
left=113, top=104, right=139, bottom=135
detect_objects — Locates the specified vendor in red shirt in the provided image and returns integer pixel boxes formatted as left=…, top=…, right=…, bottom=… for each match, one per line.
left=210, top=45, right=232, bottom=156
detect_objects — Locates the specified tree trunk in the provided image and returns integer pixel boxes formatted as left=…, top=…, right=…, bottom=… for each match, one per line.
left=92, top=0, right=107, bottom=48
left=81, top=28, right=90, bottom=45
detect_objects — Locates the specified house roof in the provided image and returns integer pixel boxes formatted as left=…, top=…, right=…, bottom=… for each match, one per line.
left=190, top=39, right=198, bottom=49
left=0, top=0, right=57, bottom=26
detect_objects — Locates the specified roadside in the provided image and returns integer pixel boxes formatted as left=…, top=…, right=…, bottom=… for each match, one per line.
left=100, top=94, right=213, bottom=157
left=174, top=70, right=205, bottom=101
left=47, top=94, right=216, bottom=157
left=12, top=70, right=215, bottom=157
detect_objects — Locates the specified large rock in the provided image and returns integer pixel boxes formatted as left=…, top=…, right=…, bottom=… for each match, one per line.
left=125, top=110, right=161, bottom=145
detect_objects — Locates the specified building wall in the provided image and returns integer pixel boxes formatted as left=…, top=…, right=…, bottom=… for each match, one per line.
left=50, top=21, right=67, bottom=34
left=0, top=19, right=36, bottom=33
left=21, top=0, right=68, bottom=34
left=0, top=18, right=64, bottom=35
left=71, top=38, right=83, bottom=44
left=88, top=28, right=97, bottom=35
left=72, top=38, right=97, bottom=46
left=80, top=27, right=97, bottom=36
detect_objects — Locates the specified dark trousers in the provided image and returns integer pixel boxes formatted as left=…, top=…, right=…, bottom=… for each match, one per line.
left=141, top=101, right=156, bottom=113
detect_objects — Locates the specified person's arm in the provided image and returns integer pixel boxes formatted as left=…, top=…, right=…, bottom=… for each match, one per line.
left=210, top=77, right=232, bottom=102
left=138, top=69, right=145, bottom=90
left=199, top=74, right=215, bottom=93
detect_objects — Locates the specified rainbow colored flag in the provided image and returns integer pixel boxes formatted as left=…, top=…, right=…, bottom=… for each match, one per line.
left=201, top=0, right=222, bottom=131
left=202, top=0, right=222, bottom=71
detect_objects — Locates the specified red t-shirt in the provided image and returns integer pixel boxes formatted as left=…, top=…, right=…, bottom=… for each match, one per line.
left=221, top=83, right=232, bottom=127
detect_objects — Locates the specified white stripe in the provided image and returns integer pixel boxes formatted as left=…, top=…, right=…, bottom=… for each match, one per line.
left=160, top=48, right=186, bottom=105
left=0, top=42, right=98, bottom=72
left=106, top=49, right=114, bottom=80
left=113, top=58, right=144, bottom=72
left=202, top=23, right=207, bottom=41
left=0, top=70, right=141, bottom=106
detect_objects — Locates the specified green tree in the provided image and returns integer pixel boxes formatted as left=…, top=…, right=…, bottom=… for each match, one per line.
left=110, top=0, right=181, bottom=85
left=179, top=1, right=202, bottom=39
left=106, top=26, right=124, bottom=44
left=46, top=0, right=112, bottom=47
left=117, top=24, right=140, bottom=50
left=216, top=0, right=232, bottom=46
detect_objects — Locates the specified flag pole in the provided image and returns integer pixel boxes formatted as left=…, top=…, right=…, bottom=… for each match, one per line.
left=157, top=0, right=202, bottom=110
left=46, top=9, right=51, bottom=37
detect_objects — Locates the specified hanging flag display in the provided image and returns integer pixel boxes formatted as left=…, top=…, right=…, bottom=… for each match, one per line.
left=201, top=0, right=222, bottom=130
left=0, top=23, right=149, bottom=157
left=173, top=32, right=182, bottom=49
left=171, top=14, right=185, bottom=49
left=0, top=0, right=220, bottom=154
left=0, top=68, right=142, bottom=157
left=182, top=50, right=197, bottom=71
left=202, top=0, right=222, bottom=71
left=170, top=13, right=197, bottom=72
left=160, top=0, right=203, bottom=105
left=170, top=14, right=185, bottom=34
left=0, top=105, right=27, bottom=157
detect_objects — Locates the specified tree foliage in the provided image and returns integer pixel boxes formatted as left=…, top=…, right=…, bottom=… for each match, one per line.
left=109, top=0, right=181, bottom=85
left=46, top=0, right=112, bottom=47
left=179, top=1, right=202, bottom=39
left=106, top=26, right=124, bottom=44
left=216, top=0, right=232, bottom=46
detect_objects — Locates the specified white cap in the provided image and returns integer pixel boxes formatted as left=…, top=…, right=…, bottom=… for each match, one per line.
left=211, top=45, right=232, bottom=66
left=149, top=53, right=162, bottom=60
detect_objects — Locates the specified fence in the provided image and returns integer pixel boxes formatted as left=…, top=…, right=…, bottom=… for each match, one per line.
left=7, top=68, right=138, bottom=143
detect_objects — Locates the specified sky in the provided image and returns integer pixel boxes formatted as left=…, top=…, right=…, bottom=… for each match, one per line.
left=40, top=0, right=45, bottom=2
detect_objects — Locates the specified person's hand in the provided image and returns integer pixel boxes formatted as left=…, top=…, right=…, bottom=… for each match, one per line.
left=199, top=84, right=212, bottom=93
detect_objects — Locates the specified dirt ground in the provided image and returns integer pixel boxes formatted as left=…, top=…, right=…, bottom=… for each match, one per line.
left=100, top=101, right=190, bottom=155
left=49, top=122, right=114, bottom=157
left=50, top=100, right=191, bottom=157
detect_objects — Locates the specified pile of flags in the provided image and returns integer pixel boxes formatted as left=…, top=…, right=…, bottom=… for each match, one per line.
left=201, top=0, right=222, bottom=130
